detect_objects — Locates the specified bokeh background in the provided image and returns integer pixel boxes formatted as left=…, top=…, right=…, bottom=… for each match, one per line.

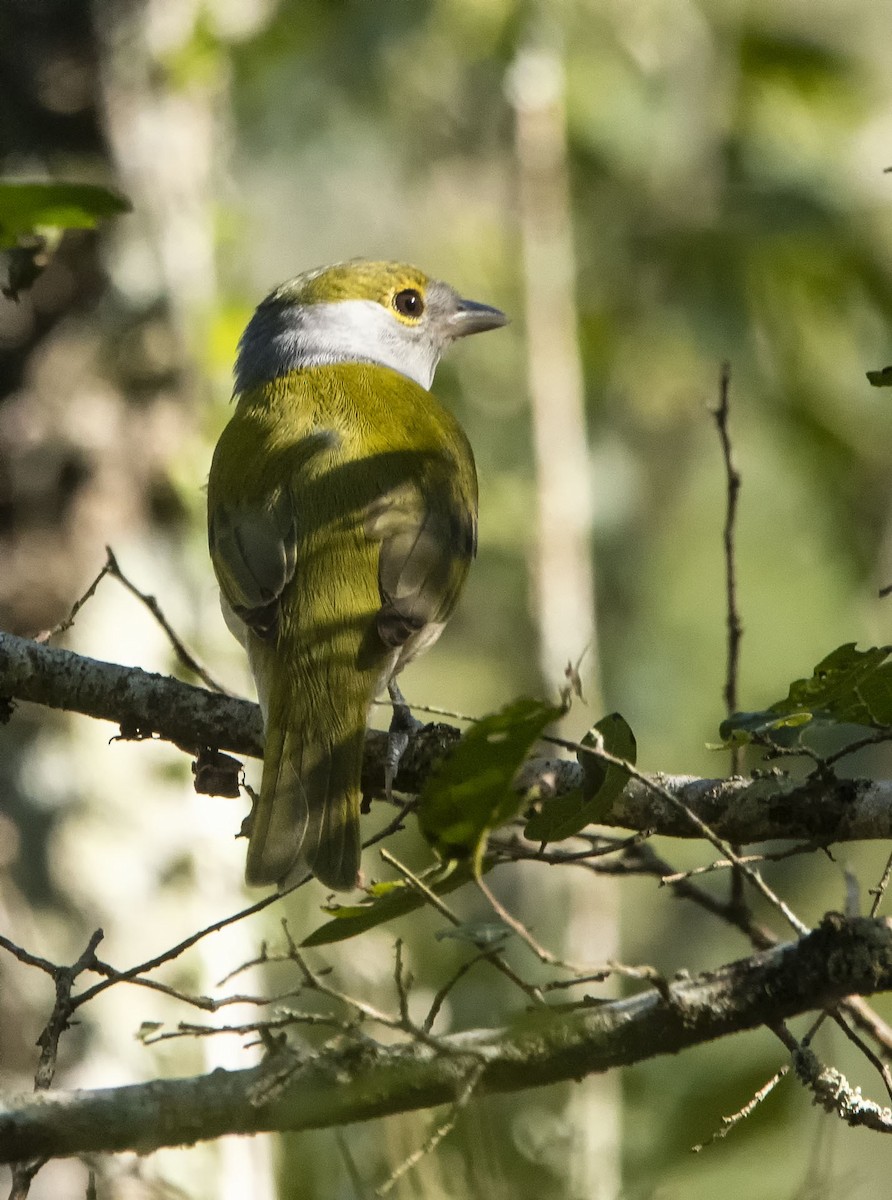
left=3, top=0, right=892, bottom=1196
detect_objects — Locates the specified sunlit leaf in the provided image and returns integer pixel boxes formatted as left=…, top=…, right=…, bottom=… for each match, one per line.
left=524, top=712, right=636, bottom=843
left=301, top=859, right=487, bottom=948
left=418, top=698, right=562, bottom=869
left=720, top=643, right=892, bottom=745
left=0, top=181, right=131, bottom=248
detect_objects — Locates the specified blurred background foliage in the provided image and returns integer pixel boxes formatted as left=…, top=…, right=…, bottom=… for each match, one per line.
left=3, top=0, right=892, bottom=1197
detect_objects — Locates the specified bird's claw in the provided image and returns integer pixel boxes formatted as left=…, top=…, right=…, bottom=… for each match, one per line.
left=385, top=681, right=422, bottom=801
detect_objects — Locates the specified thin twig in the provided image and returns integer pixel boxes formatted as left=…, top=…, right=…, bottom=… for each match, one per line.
left=103, top=547, right=232, bottom=695
left=139, top=1010, right=355, bottom=1045
left=712, top=360, right=743, bottom=762
left=599, top=842, right=777, bottom=949
left=280, top=921, right=446, bottom=1052
left=659, top=842, right=819, bottom=885
left=869, top=848, right=892, bottom=918
left=692, top=1064, right=790, bottom=1152
left=475, top=873, right=568, bottom=968
left=423, top=951, right=493, bottom=1034
left=370, top=697, right=479, bottom=724
left=547, top=736, right=809, bottom=937
left=72, top=888, right=290, bottom=1009
left=394, top=939, right=412, bottom=1027
left=38, top=560, right=112, bottom=642
left=379, top=849, right=545, bottom=1005
left=829, top=1010, right=892, bottom=1103
left=361, top=797, right=419, bottom=853
left=0, top=935, right=58, bottom=976
left=335, top=1128, right=368, bottom=1200
left=89, top=959, right=308, bottom=1012
left=712, top=360, right=746, bottom=924
left=488, top=830, right=649, bottom=867
left=374, top=1062, right=486, bottom=1197
left=8, top=1156, right=48, bottom=1200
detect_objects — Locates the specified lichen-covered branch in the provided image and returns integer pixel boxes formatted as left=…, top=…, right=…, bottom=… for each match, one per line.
left=0, top=914, right=890, bottom=1162
left=0, top=631, right=263, bottom=758
left=5, top=630, right=892, bottom=844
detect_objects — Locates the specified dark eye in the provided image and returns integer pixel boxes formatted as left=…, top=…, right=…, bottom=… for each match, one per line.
left=393, top=288, right=424, bottom=318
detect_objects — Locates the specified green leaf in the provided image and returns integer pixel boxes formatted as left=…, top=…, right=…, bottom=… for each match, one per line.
left=0, top=181, right=131, bottom=249
left=434, top=920, right=511, bottom=948
left=867, top=366, right=892, bottom=387
left=417, top=698, right=562, bottom=869
left=720, top=643, right=892, bottom=745
left=524, top=712, right=637, bottom=843
left=718, top=708, right=815, bottom=745
left=301, top=859, right=485, bottom=948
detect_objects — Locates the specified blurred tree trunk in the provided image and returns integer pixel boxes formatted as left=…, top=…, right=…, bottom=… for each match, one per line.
left=0, top=1, right=275, bottom=1196
left=510, top=34, right=620, bottom=1200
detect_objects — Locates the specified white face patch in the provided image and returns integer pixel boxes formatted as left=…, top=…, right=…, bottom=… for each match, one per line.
left=235, top=298, right=442, bottom=394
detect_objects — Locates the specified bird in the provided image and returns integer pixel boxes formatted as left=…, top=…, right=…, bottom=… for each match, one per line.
left=207, top=260, right=507, bottom=891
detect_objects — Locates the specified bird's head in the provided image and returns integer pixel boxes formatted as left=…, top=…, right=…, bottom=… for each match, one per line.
left=234, top=260, right=508, bottom=394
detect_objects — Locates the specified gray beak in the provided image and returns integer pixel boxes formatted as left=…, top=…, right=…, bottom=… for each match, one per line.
left=449, top=297, right=509, bottom=338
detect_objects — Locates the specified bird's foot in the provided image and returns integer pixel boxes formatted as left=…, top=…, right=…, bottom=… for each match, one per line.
left=385, top=681, right=422, bottom=800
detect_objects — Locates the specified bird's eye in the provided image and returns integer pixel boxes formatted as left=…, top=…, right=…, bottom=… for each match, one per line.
left=393, top=288, right=424, bottom=319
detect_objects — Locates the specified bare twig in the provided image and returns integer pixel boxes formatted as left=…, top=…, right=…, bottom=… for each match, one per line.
left=8, top=930, right=106, bottom=1199
left=595, top=842, right=777, bottom=950
left=0, top=935, right=58, bottom=976
left=38, top=560, right=112, bottom=641
left=557, top=737, right=810, bottom=937
left=103, top=547, right=232, bottom=694
left=379, top=849, right=545, bottom=1005
left=829, top=1010, right=892, bottom=1103
left=712, top=360, right=743, bottom=760
left=487, top=830, right=649, bottom=867
left=692, top=1065, right=790, bottom=1152
left=280, top=921, right=446, bottom=1053
left=361, top=797, right=419, bottom=852
left=712, top=360, right=747, bottom=924
left=370, top=697, right=480, bottom=724
left=423, top=951, right=494, bottom=1034
left=394, top=939, right=412, bottom=1027
left=89, top=955, right=304, bottom=1012
left=39, top=547, right=232, bottom=697
left=35, top=929, right=105, bottom=1090
left=335, top=1129, right=368, bottom=1200
left=374, top=1061, right=485, bottom=1197
left=72, top=890, right=288, bottom=1009
left=659, top=842, right=819, bottom=885
left=870, top=848, right=892, bottom=918
left=8, top=1156, right=48, bottom=1200
left=475, top=873, right=567, bottom=968
left=139, top=1010, right=356, bottom=1046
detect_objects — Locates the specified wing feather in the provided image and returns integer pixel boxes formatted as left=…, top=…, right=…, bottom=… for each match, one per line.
left=209, top=489, right=297, bottom=640
left=365, top=482, right=476, bottom=652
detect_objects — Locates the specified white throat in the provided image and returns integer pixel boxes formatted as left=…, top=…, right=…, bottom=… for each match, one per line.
left=234, top=299, right=441, bottom=394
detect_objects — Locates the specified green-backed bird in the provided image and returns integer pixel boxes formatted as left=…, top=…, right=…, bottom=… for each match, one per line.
left=207, top=260, right=507, bottom=891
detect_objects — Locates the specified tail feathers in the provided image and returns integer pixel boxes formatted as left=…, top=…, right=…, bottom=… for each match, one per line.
left=246, top=722, right=363, bottom=892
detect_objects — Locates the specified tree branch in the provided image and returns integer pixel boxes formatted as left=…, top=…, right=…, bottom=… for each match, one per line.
left=0, top=914, right=890, bottom=1162
left=5, top=631, right=892, bottom=844
left=0, top=631, right=263, bottom=758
